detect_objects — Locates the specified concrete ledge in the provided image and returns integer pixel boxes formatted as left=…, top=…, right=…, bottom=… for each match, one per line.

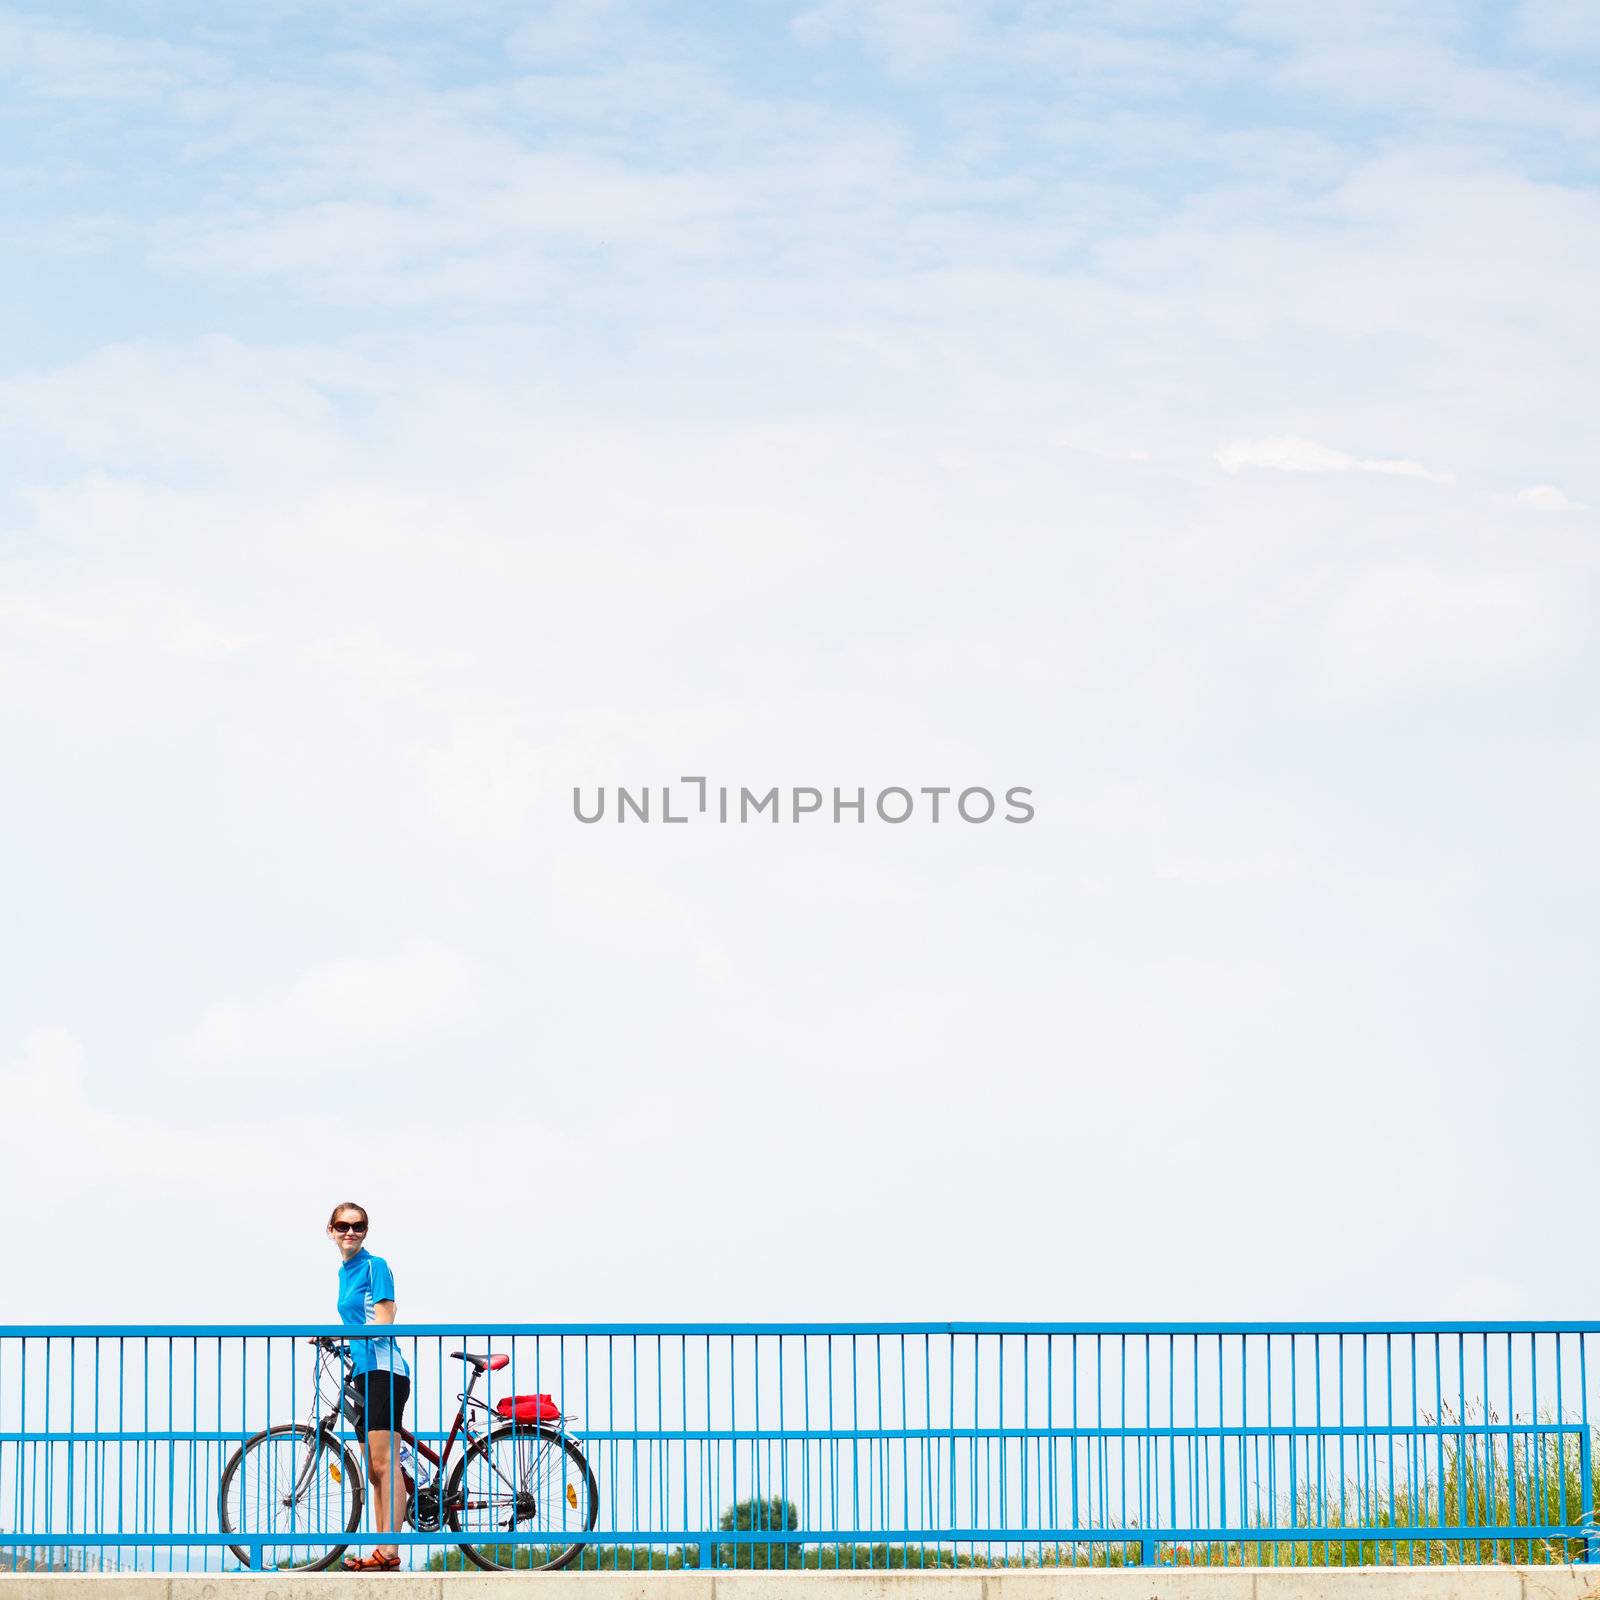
left=1, top=1571, right=1598, bottom=1600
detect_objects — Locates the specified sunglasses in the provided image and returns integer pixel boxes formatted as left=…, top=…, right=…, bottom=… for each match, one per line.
left=330, top=1221, right=368, bottom=1235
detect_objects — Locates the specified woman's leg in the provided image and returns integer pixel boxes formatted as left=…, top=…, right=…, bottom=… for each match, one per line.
left=365, top=1428, right=400, bottom=1557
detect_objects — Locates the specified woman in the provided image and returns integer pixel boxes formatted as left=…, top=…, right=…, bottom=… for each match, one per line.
left=328, top=1201, right=410, bottom=1572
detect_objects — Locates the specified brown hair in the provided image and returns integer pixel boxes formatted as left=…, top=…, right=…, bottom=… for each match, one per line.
left=328, top=1201, right=369, bottom=1228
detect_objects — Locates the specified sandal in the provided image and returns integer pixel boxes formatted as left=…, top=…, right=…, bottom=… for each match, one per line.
left=342, top=1552, right=402, bottom=1571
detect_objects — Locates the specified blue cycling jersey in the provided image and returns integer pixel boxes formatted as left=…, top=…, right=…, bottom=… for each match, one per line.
left=336, top=1248, right=409, bottom=1377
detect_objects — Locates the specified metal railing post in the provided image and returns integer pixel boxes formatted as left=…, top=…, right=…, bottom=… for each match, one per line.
left=1581, top=1425, right=1596, bottom=1563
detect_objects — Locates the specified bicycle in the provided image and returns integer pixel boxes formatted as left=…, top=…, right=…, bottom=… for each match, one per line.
left=217, top=1337, right=599, bottom=1572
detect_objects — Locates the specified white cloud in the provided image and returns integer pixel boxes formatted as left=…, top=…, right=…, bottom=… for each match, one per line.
left=0, top=1026, right=319, bottom=1188
left=1156, top=847, right=1305, bottom=888
left=180, top=940, right=484, bottom=1071
left=0, top=1025, right=573, bottom=1204
left=1515, top=0, right=1600, bottom=57
left=0, top=1026, right=210, bottom=1184
left=0, top=1018, right=688, bottom=1319
left=1157, top=955, right=1281, bottom=1011
left=0, top=13, right=217, bottom=102
left=1517, top=484, right=1587, bottom=511
left=1216, top=435, right=1454, bottom=484
left=2, top=1024, right=88, bottom=1120
left=0, top=582, right=250, bottom=659
left=0, top=336, right=366, bottom=477
left=508, top=0, right=652, bottom=63
left=791, top=0, right=982, bottom=74
left=1321, top=563, right=1565, bottom=697
left=1445, top=1273, right=1534, bottom=1319
left=1233, top=1, right=1600, bottom=144
left=1057, top=436, right=1152, bottom=463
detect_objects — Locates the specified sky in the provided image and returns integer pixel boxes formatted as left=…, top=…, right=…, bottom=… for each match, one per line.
left=1, top=0, right=1596, bottom=1328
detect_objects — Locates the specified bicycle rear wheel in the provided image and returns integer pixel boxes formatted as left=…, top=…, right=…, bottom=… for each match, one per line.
left=446, top=1424, right=599, bottom=1571
left=218, top=1422, right=364, bottom=1570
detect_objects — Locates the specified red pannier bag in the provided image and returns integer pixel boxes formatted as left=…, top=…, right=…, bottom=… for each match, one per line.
left=494, top=1392, right=563, bottom=1424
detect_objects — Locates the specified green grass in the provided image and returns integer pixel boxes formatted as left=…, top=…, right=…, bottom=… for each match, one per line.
left=427, top=1424, right=1600, bottom=1572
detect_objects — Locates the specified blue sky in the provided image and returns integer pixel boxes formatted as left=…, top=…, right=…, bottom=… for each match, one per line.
left=1, top=1, right=1597, bottom=1323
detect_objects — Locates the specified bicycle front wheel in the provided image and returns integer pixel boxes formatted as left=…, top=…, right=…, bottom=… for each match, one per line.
left=446, top=1424, right=599, bottom=1571
left=218, top=1422, right=364, bottom=1570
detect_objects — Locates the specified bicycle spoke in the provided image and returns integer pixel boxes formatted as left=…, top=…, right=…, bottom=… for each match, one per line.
left=449, top=1426, right=597, bottom=1572
left=220, top=1425, right=362, bottom=1571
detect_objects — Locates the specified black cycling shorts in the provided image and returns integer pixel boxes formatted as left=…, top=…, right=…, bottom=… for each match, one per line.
left=355, top=1370, right=411, bottom=1439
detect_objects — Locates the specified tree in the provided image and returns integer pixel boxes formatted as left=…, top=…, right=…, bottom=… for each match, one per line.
left=719, top=1497, right=803, bottom=1569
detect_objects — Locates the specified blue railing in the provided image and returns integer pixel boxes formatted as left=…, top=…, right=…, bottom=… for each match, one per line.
left=2, top=1323, right=1597, bottom=1573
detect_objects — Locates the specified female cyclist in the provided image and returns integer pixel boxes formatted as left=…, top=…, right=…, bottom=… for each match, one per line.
left=328, top=1201, right=410, bottom=1572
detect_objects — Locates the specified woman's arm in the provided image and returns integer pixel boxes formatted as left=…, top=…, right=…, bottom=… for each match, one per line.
left=373, top=1300, right=397, bottom=1325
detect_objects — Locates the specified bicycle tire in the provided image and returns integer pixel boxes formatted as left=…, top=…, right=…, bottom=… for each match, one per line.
left=218, top=1422, right=364, bottom=1571
left=446, top=1423, right=599, bottom=1571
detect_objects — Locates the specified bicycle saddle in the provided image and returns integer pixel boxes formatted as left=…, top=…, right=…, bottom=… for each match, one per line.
left=450, top=1350, right=510, bottom=1371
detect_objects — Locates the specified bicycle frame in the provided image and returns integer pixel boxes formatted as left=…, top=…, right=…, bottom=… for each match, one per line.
left=306, top=1339, right=546, bottom=1510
